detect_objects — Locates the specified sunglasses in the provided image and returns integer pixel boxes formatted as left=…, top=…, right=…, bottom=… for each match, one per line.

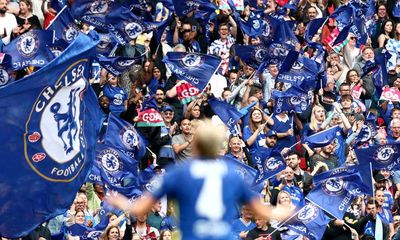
left=350, top=37, right=356, bottom=40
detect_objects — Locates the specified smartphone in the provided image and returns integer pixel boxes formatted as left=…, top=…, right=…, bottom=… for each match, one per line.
left=192, top=25, right=197, bottom=32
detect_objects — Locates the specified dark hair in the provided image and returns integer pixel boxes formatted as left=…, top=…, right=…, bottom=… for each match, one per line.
left=340, top=94, right=353, bottom=103
left=345, top=69, right=359, bottom=84
left=380, top=19, right=394, bottom=38
left=288, top=151, right=300, bottom=159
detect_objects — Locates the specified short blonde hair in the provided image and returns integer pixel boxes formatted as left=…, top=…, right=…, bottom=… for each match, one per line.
left=192, top=120, right=226, bottom=158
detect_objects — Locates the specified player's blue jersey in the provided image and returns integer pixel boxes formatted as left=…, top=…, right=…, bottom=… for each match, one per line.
left=150, top=158, right=256, bottom=240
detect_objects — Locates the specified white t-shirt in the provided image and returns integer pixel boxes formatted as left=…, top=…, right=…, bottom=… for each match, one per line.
left=0, top=13, right=18, bottom=45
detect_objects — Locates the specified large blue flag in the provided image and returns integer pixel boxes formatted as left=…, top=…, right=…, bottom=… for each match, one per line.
left=272, top=86, right=311, bottom=114
left=66, top=224, right=102, bottom=239
left=50, top=0, right=67, bottom=12
left=96, top=33, right=118, bottom=56
left=234, top=43, right=269, bottom=69
left=171, top=0, right=217, bottom=17
left=330, top=5, right=354, bottom=31
left=104, top=113, right=147, bottom=160
left=3, top=30, right=54, bottom=70
left=394, top=0, right=400, bottom=17
left=0, top=53, right=13, bottom=88
left=46, top=6, right=80, bottom=43
left=96, top=54, right=144, bottom=76
left=276, top=51, right=319, bottom=91
left=95, top=144, right=139, bottom=197
left=355, top=113, right=377, bottom=145
left=355, top=143, right=400, bottom=171
left=253, top=149, right=286, bottom=184
left=208, top=96, right=242, bottom=134
left=302, top=126, right=341, bottom=148
left=307, top=169, right=366, bottom=219
left=71, top=0, right=121, bottom=30
left=105, top=6, right=166, bottom=45
left=286, top=201, right=331, bottom=240
left=0, top=33, right=101, bottom=237
left=163, top=52, right=221, bottom=91
left=304, top=18, right=327, bottom=43
left=236, top=10, right=266, bottom=38
left=332, top=24, right=352, bottom=46
left=258, top=15, right=283, bottom=43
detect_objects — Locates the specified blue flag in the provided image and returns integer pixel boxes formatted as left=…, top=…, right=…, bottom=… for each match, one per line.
left=47, top=6, right=80, bottom=43
left=208, top=96, right=242, bottom=134
left=330, top=5, right=354, bottom=31
left=306, top=172, right=363, bottom=219
left=234, top=43, right=269, bottom=69
left=171, top=0, right=217, bottom=17
left=48, top=39, right=69, bottom=59
left=105, top=6, right=166, bottom=45
left=257, top=15, right=282, bottom=43
left=394, top=0, right=400, bottom=17
left=305, top=18, right=327, bottom=43
left=50, top=0, right=67, bottom=12
left=355, top=143, right=400, bottom=171
left=66, top=224, right=102, bottom=239
left=237, top=10, right=266, bottom=37
left=253, top=149, right=286, bottom=184
left=71, top=0, right=121, bottom=30
left=95, top=144, right=139, bottom=197
left=332, top=24, right=352, bottom=46
left=0, top=33, right=101, bottom=237
left=276, top=51, right=319, bottom=91
left=0, top=53, right=13, bottom=88
left=95, top=200, right=123, bottom=231
left=286, top=201, right=331, bottom=240
left=302, top=126, right=341, bottom=148
left=96, top=54, right=144, bottom=76
left=163, top=52, right=221, bottom=91
left=104, top=114, right=147, bottom=160
left=3, top=30, right=54, bottom=70
left=87, top=162, right=102, bottom=185
left=272, top=86, right=311, bottom=114
left=96, top=32, right=118, bottom=56
left=374, top=51, right=391, bottom=97
left=355, top=113, right=377, bottom=144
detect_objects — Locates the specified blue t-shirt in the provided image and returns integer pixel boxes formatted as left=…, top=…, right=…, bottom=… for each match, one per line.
left=271, top=114, right=296, bottom=151
left=243, top=126, right=266, bottom=153
left=150, top=159, right=256, bottom=240
left=281, top=185, right=305, bottom=208
left=102, top=84, right=127, bottom=115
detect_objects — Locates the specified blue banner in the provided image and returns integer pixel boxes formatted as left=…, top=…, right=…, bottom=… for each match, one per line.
left=163, top=52, right=221, bottom=91
left=276, top=51, right=319, bottom=91
left=234, top=43, right=269, bottom=69
left=355, top=143, right=400, bottom=171
left=95, top=144, right=139, bottom=197
left=237, top=10, right=266, bottom=38
left=104, top=114, right=147, bottom=160
left=208, top=96, right=242, bottom=134
left=66, top=224, right=102, bottom=239
left=272, top=86, right=311, bottom=114
left=286, top=201, right=331, bottom=240
left=302, top=126, right=341, bottom=148
left=105, top=6, right=166, bottom=45
left=253, top=149, right=286, bottom=184
left=0, top=53, right=13, bottom=88
left=304, top=18, right=327, bottom=43
left=0, top=33, right=101, bottom=237
left=71, top=0, right=120, bottom=30
left=95, top=33, right=118, bottom=56
left=171, top=0, right=217, bottom=17
left=3, top=30, right=54, bottom=70
left=96, top=54, right=144, bottom=76
left=307, top=169, right=365, bottom=219
left=47, top=6, right=80, bottom=43
left=330, top=5, right=354, bottom=31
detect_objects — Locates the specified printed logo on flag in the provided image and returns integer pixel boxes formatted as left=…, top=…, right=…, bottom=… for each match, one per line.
left=374, top=145, right=398, bottom=164
left=120, top=126, right=139, bottom=150
left=252, top=19, right=261, bottom=29
left=17, top=31, right=39, bottom=57
left=90, top=0, right=109, bottom=14
left=0, top=68, right=9, bottom=87
left=262, top=19, right=271, bottom=37
left=117, top=59, right=137, bottom=67
left=181, top=54, right=203, bottom=68
left=98, top=35, right=112, bottom=50
left=254, top=46, right=268, bottom=63
left=64, top=24, right=79, bottom=42
left=24, top=61, right=88, bottom=182
left=98, top=148, right=121, bottom=173
left=145, top=175, right=162, bottom=192
left=264, top=157, right=283, bottom=170
left=360, top=125, right=372, bottom=142
left=124, top=22, right=143, bottom=39
left=322, top=178, right=346, bottom=196
left=292, top=61, right=304, bottom=70
left=297, top=203, right=319, bottom=223
left=269, top=43, right=290, bottom=58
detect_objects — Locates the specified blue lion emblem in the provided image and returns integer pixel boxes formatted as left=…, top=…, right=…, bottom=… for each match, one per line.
left=91, top=1, right=108, bottom=13
left=50, top=88, right=80, bottom=154
left=182, top=54, right=201, bottom=67
left=297, top=204, right=318, bottom=223
left=264, top=157, right=282, bottom=170
left=104, top=154, right=118, bottom=170
left=125, top=22, right=143, bottom=39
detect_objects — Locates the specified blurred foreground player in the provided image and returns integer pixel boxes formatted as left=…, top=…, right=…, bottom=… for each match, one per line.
left=108, top=121, right=288, bottom=240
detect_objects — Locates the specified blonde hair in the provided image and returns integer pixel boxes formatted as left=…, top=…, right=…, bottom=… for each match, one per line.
left=310, top=105, right=325, bottom=131
left=192, top=120, right=226, bottom=158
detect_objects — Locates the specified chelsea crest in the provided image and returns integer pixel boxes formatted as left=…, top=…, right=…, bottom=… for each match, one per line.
left=24, top=60, right=89, bottom=182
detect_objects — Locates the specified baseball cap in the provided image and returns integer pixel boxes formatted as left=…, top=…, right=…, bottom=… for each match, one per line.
left=266, top=130, right=278, bottom=138
left=374, top=173, right=387, bottom=182
left=162, top=105, right=174, bottom=112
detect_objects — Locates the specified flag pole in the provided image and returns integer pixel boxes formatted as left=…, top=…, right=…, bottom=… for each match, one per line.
left=267, top=206, right=305, bottom=237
